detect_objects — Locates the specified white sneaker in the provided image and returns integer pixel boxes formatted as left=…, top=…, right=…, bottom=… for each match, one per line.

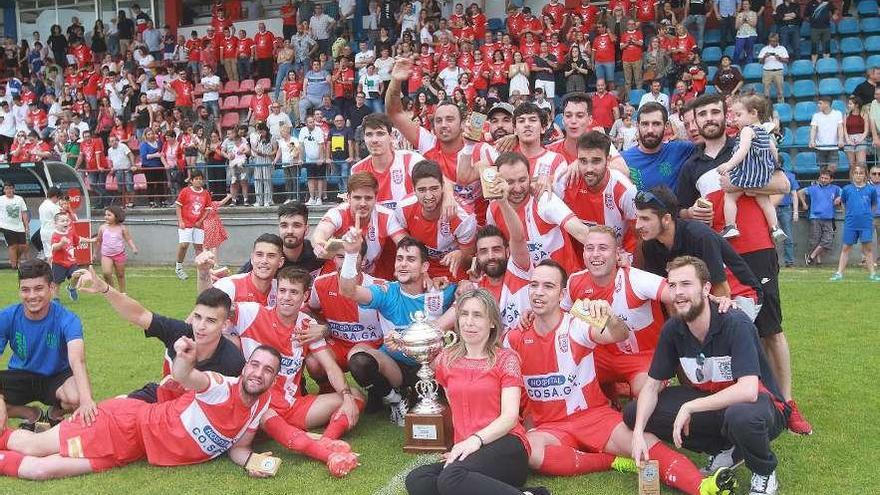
left=175, top=266, right=189, bottom=280
left=315, top=198, right=323, bottom=206
left=388, top=396, right=408, bottom=427
left=305, top=198, right=316, bottom=206
left=749, top=471, right=779, bottom=495
left=700, top=447, right=736, bottom=475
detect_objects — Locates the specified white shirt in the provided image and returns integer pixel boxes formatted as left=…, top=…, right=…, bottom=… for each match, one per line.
left=275, top=136, right=297, bottom=164
left=0, top=194, right=28, bottom=232
left=38, top=199, right=60, bottom=245
left=373, top=56, right=394, bottom=82
left=12, top=103, right=28, bottom=133
left=339, top=0, right=356, bottom=17
left=107, top=143, right=133, bottom=170
left=810, top=109, right=843, bottom=149
left=202, top=75, right=221, bottom=102
left=298, top=126, right=325, bottom=161
left=266, top=112, right=292, bottom=139
left=47, top=102, right=63, bottom=128
left=758, top=45, right=788, bottom=71
left=439, top=66, right=463, bottom=94
left=639, top=91, right=670, bottom=110
left=0, top=109, right=15, bottom=138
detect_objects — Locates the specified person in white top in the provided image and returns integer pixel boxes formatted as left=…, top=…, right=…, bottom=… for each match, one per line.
left=272, top=123, right=300, bottom=202
left=299, top=115, right=327, bottom=206
left=107, top=135, right=136, bottom=207
left=266, top=102, right=292, bottom=140
left=809, top=96, right=845, bottom=174
left=0, top=182, right=30, bottom=268
left=638, top=79, right=670, bottom=110
left=200, top=65, right=221, bottom=117
left=757, top=34, right=789, bottom=104
left=38, top=187, right=62, bottom=260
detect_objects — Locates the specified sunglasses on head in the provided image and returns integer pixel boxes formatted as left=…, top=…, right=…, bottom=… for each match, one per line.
left=635, top=190, right=668, bottom=210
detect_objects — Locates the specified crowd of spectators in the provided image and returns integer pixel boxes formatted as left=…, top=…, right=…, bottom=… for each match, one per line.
left=0, top=0, right=874, bottom=208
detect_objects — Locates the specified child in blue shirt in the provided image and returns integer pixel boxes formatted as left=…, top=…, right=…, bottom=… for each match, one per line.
left=798, top=167, right=840, bottom=265
left=831, top=165, right=879, bottom=281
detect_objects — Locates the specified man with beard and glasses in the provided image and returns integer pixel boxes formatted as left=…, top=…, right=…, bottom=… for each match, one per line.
left=622, top=102, right=695, bottom=192
left=238, top=202, right=325, bottom=278
left=634, top=186, right=763, bottom=321
left=624, top=256, right=787, bottom=495
left=676, top=94, right=811, bottom=436
left=563, top=131, right=639, bottom=255
left=201, top=234, right=284, bottom=309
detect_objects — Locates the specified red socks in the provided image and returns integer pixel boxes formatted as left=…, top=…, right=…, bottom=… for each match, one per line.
left=322, top=396, right=365, bottom=440
left=0, top=429, right=13, bottom=451
left=648, top=443, right=705, bottom=495
left=538, top=445, right=615, bottom=476
left=0, top=450, right=23, bottom=477
left=262, top=415, right=331, bottom=462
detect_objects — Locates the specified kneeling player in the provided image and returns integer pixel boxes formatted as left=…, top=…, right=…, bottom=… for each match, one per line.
left=230, top=267, right=365, bottom=441
left=504, top=261, right=734, bottom=495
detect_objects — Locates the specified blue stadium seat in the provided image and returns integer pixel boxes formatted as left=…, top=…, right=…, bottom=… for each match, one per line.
left=866, top=36, right=880, bottom=54
left=837, top=151, right=850, bottom=173
left=779, top=152, right=792, bottom=171
left=795, top=152, right=819, bottom=174
left=749, top=83, right=764, bottom=94
left=704, top=30, right=722, bottom=46
left=488, top=18, right=505, bottom=33
left=703, top=46, right=722, bottom=63
left=863, top=17, right=880, bottom=34
left=707, top=66, right=718, bottom=81
left=753, top=44, right=765, bottom=59
left=793, top=80, right=818, bottom=100
left=859, top=0, right=879, bottom=17
left=842, top=56, right=866, bottom=75
left=867, top=54, right=880, bottom=68
left=780, top=128, right=793, bottom=147
left=840, top=37, right=864, bottom=56
left=830, top=38, right=840, bottom=55
left=818, top=78, right=844, bottom=96
left=743, top=63, right=763, bottom=81
left=554, top=113, right=565, bottom=132
left=704, top=85, right=718, bottom=94
left=768, top=82, right=792, bottom=99
left=723, top=45, right=735, bottom=59
left=789, top=60, right=815, bottom=79
left=845, top=77, right=867, bottom=94
left=629, top=89, right=646, bottom=107
left=815, top=57, right=839, bottom=76
left=838, top=18, right=860, bottom=35
left=775, top=103, right=792, bottom=124
left=794, top=102, right=818, bottom=123
left=832, top=99, right=846, bottom=115
left=794, top=126, right=812, bottom=146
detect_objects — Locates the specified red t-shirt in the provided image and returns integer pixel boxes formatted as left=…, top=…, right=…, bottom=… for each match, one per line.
left=470, top=60, right=490, bottom=90
left=333, top=67, right=355, bottom=99
left=71, top=44, right=93, bottom=66
left=506, top=13, right=524, bottom=36
left=593, top=33, right=616, bottom=63
left=236, top=37, right=254, bottom=58
left=80, top=138, right=106, bottom=171
left=671, top=34, right=696, bottom=64
left=250, top=93, right=271, bottom=121
left=20, top=90, right=37, bottom=105
left=591, top=92, right=620, bottom=129
left=280, top=4, right=297, bottom=26
left=9, top=142, right=33, bottom=163
left=471, top=13, right=488, bottom=40
left=170, top=79, right=194, bottom=107
left=543, top=2, right=567, bottom=28
left=51, top=230, right=80, bottom=268
left=488, top=61, right=509, bottom=86
left=221, top=35, right=238, bottom=59
left=621, top=30, right=644, bottom=63
left=575, top=4, right=601, bottom=30
left=175, top=186, right=212, bottom=228
left=185, top=38, right=202, bottom=62
left=28, top=109, right=48, bottom=128
left=253, top=31, right=275, bottom=59
left=636, top=0, right=658, bottom=22
left=283, top=80, right=301, bottom=99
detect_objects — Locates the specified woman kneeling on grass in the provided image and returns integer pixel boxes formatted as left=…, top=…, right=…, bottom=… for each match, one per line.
left=405, top=290, right=549, bottom=495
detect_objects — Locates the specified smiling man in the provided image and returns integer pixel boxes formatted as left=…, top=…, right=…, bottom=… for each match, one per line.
left=210, top=234, right=285, bottom=308
left=238, top=203, right=326, bottom=277
left=621, top=102, right=695, bottom=191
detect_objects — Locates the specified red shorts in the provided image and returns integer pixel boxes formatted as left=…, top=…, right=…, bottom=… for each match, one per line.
left=595, top=347, right=653, bottom=385
left=59, top=398, right=147, bottom=472
left=274, top=394, right=319, bottom=429
left=530, top=406, right=622, bottom=453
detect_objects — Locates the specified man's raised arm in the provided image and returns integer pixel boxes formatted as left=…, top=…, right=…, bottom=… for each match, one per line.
left=337, top=217, right=374, bottom=306
left=171, top=336, right=210, bottom=392
left=384, top=57, right=421, bottom=148
left=72, top=266, right=153, bottom=329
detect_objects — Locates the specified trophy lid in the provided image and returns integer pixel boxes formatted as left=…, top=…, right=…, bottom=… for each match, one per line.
left=403, top=311, right=441, bottom=345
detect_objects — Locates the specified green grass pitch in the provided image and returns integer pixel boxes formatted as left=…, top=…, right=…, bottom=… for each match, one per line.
left=0, top=267, right=876, bottom=494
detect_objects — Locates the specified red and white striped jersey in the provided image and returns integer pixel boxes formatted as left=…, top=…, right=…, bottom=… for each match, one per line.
left=477, top=259, right=531, bottom=331
left=140, top=372, right=270, bottom=466
left=503, top=312, right=606, bottom=423
left=309, top=272, right=385, bottom=347
left=350, top=149, right=425, bottom=210
left=320, top=203, right=404, bottom=276
left=486, top=193, right=582, bottom=275
left=230, top=303, right=328, bottom=411
left=394, top=194, right=477, bottom=279
left=214, top=273, right=277, bottom=309
left=563, top=168, right=638, bottom=254
left=515, top=146, right=569, bottom=197
left=562, top=266, right=667, bottom=355
left=546, top=137, right=623, bottom=166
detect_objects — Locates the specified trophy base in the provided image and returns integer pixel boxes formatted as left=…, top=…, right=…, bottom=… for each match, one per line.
left=404, top=407, right=453, bottom=454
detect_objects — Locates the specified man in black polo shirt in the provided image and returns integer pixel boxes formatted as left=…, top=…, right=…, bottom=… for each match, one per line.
left=676, top=93, right=812, bottom=436
left=635, top=186, right=763, bottom=320
left=239, top=202, right=325, bottom=277
left=625, top=256, right=787, bottom=495
left=72, top=267, right=244, bottom=403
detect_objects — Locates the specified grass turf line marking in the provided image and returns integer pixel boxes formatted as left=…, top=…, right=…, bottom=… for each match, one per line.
left=372, top=454, right=441, bottom=495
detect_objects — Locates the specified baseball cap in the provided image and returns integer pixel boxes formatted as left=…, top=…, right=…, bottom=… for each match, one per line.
left=487, top=102, right=514, bottom=118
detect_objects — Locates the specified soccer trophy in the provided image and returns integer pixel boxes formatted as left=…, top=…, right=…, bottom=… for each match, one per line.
left=391, top=311, right=458, bottom=453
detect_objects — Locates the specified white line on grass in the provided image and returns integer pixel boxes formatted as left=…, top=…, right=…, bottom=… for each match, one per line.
left=372, top=454, right=442, bottom=495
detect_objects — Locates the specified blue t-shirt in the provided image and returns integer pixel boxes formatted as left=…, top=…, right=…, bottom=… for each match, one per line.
left=873, top=183, right=880, bottom=218
left=622, top=140, right=696, bottom=192
left=804, top=183, right=840, bottom=220
left=840, top=183, right=877, bottom=228
left=778, top=171, right=800, bottom=207
left=0, top=301, right=83, bottom=376
left=361, top=282, right=457, bottom=365
left=139, top=141, right=162, bottom=168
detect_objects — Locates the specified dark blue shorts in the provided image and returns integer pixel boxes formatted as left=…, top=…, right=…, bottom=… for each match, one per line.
left=842, top=226, right=873, bottom=245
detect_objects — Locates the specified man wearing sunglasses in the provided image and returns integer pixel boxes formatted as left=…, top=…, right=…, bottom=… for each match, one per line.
left=625, top=256, right=788, bottom=495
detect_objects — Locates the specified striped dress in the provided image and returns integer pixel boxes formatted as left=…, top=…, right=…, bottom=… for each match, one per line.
left=729, top=124, right=776, bottom=189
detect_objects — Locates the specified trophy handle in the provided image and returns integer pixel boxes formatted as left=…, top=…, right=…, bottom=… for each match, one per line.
left=385, top=330, right=403, bottom=352
left=443, top=330, right=459, bottom=348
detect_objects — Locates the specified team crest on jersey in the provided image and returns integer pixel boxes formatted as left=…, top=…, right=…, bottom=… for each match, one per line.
left=367, top=225, right=377, bottom=241
left=604, top=193, right=614, bottom=210
left=424, top=291, right=443, bottom=316
left=557, top=333, right=569, bottom=353
left=439, top=221, right=451, bottom=237
left=391, top=168, right=404, bottom=185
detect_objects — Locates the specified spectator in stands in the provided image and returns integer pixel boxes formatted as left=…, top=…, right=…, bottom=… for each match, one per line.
left=299, top=114, right=327, bottom=206
left=359, top=64, right=384, bottom=114
left=757, top=34, right=788, bottom=104
left=292, top=21, right=318, bottom=78
left=592, top=24, right=617, bottom=86
left=870, top=87, right=880, bottom=146
left=273, top=123, right=299, bottom=197
left=639, top=79, right=670, bottom=110
left=266, top=101, right=292, bottom=140
left=250, top=124, right=276, bottom=208
left=274, top=40, right=295, bottom=102
left=107, top=134, right=135, bottom=208
left=774, top=0, right=801, bottom=61
left=142, top=21, right=162, bottom=62
left=798, top=167, right=840, bottom=265
left=809, top=96, right=845, bottom=173
left=734, top=1, right=758, bottom=66
left=200, top=65, right=221, bottom=117
left=280, top=0, right=299, bottom=41
left=349, top=91, right=371, bottom=132
left=327, top=114, right=355, bottom=196
left=643, top=37, right=672, bottom=93
left=300, top=59, right=332, bottom=120
left=713, top=56, right=744, bottom=95
left=247, top=84, right=271, bottom=125
left=220, top=26, right=238, bottom=82
left=310, top=4, right=336, bottom=56
left=234, top=28, right=253, bottom=83
left=47, top=25, right=68, bottom=69
left=252, top=22, right=275, bottom=81
left=139, top=128, right=165, bottom=208
left=619, top=20, right=644, bottom=95
left=844, top=96, right=870, bottom=169
left=714, top=0, right=738, bottom=47
left=117, top=11, right=134, bottom=56
left=684, top=0, right=708, bottom=49
left=591, top=79, right=620, bottom=132
left=854, top=68, right=880, bottom=111
left=806, top=0, right=833, bottom=63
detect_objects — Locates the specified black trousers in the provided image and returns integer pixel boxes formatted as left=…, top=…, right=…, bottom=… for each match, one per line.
left=406, top=434, right=529, bottom=495
left=623, top=386, right=785, bottom=476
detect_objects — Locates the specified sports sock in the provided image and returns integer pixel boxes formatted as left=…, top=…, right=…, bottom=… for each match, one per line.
left=538, top=445, right=615, bottom=476
left=0, top=450, right=23, bottom=477
left=648, top=443, right=705, bottom=495
left=348, top=352, right=392, bottom=398
left=262, top=415, right=331, bottom=462
left=322, top=396, right=365, bottom=440
left=0, top=429, right=14, bottom=451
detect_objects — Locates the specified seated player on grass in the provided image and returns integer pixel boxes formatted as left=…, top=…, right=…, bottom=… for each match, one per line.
left=71, top=266, right=245, bottom=403
left=504, top=260, right=736, bottom=495
left=0, top=260, right=97, bottom=431
left=0, top=337, right=281, bottom=479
